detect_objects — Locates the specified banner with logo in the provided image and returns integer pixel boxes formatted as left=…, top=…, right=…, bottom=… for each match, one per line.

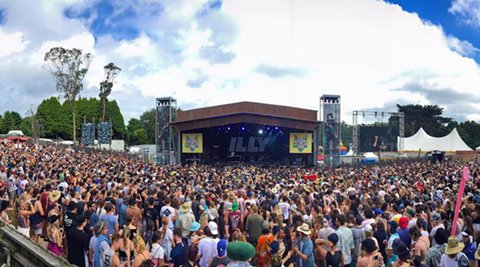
left=182, top=133, right=203, bottom=153
left=289, top=133, right=312, bottom=153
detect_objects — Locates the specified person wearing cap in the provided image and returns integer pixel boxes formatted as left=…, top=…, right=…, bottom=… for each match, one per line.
left=460, top=229, right=477, bottom=266
left=226, top=201, right=242, bottom=240
left=440, top=236, right=469, bottom=267
left=335, top=214, right=354, bottom=267
left=396, top=217, right=411, bottom=248
left=67, top=214, right=90, bottom=267
left=226, top=241, right=256, bottom=267
left=198, top=221, right=220, bottom=267
left=292, top=223, right=315, bottom=267
left=429, top=212, right=445, bottom=247
left=209, top=239, right=231, bottom=267
left=424, top=226, right=448, bottom=267
left=177, top=201, right=195, bottom=240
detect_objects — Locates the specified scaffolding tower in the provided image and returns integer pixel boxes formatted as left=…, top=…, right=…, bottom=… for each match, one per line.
left=352, top=110, right=404, bottom=155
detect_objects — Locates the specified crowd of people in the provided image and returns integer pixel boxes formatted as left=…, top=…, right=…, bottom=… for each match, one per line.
left=1, top=142, right=480, bottom=267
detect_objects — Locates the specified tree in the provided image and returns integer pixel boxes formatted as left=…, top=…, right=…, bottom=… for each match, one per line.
left=132, top=128, right=149, bottom=144
left=44, top=47, right=92, bottom=144
left=126, top=118, right=143, bottom=145
left=140, top=108, right=156, bottom=144
left=396, top=104, right=451, bottom=137
left=37, top=97, right=71, bottom=139
left=99, top=63, right=121, bottom=122
left=0, top=111, right=22, bottom=133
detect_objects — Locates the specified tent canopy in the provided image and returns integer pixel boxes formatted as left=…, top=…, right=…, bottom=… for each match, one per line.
left=398, top=127, right=472, bottom=152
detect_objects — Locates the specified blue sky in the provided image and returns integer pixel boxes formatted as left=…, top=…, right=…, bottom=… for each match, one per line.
left=0, top=0, right=480, bottom=123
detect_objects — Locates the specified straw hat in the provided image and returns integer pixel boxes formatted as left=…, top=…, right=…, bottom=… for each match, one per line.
left=49, top=190, right=61, bottom=202
left=445, top=236, right=465, bottom=255
left=475, top=246, right=480, bottom=260
left=180, top=202, right=191, bottom=214
left=296, top=223, right=311, bottom=235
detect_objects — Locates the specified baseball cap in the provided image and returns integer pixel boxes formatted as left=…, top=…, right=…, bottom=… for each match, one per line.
left=208, top=221, right=218, bottom=235
left=217, top=239, right=227, bottom=257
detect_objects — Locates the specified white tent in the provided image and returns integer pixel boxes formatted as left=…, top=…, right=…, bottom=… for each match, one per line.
left=476, top=146, right=480, bottom=151
left=398, top=127, right=472, bottom=151
left=345, top=149, right=354, bottom=156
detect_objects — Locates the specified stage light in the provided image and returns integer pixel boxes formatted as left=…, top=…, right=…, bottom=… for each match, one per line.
left=258, top=129, right=263, bottom=134
left=241, top=127, right=245, bottom=131
left=266, top=127, right=270, bottom=130
left=275, top=126, right=279, bottom=130
left=227, top=127, right=231, bottom=131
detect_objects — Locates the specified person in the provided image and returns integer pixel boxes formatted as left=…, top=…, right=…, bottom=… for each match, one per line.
left=46, top=215, right=64, bottom=257
left=100, top=202, right=118, bottom=236
left=392, top=244, right=411, bottom=267
left=460, top=230, right=477, bottom=267
left=210, top=239, right=231, bottom=267
left=198, top=222, right=220, bottom=267
left=430, top=213, right=445, bottom=247
left=409, top=226, right=429, bottom=263
left=245, top=205, right=263, bottom=245
left=440, top=236, right=469, bottom=267
left=132, top=235, right=152, bottom=267
left=335, top=214, right=354, bottom=267
left=356, top=238, right=384, bottom=267
left=177, top=201, right=195, bottom=241
left=159, top=216, right=174, bottom=262
left=226, top=201, right=242, bottom=241
left=226, top=241, right=256, bottom=267
left=102, top=233, right=122, bottom=267
left=315, top=233, right=344, bottom=267
left=256, top=226, right=274, bottom=266
left=17, top=197, right=35, bottom=237
left=160, top=197, right=175, bottom=230
left=126, top=197, right=142, bottom=229
left=292, top=223, right=315, bottom=267
left=170, top=228, right=187, bottom=267
left=396, top=217, right=410, bottom=249
left=424, top=228, right=448, bottom=267
left=68, top=214, right=90, bottom=267
left=151, top=231, right=165, bottom=267
left=30, top=189, right=45, bottom=243
left=94, top=221, right=112, bottom=267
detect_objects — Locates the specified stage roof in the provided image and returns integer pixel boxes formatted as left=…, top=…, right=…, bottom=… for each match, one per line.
left=172, top=101, right=319, bottom=132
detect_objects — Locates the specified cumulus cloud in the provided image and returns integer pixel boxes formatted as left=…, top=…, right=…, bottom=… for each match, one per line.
left=449, top=0, right=480, bottom=28
left=1, top=0, right=480, bottom=126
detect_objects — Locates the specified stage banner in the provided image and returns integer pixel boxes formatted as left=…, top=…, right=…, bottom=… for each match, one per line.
left=182, top=133, right=203, bottom=153
left=98, top=122, right=112, bottom=144
left=81, top=123, right=95, bottom=145
left=289, top=133, right=313, bottom=153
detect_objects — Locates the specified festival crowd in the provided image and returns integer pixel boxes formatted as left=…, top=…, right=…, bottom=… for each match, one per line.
left=1, top=142, right=480, bottom=267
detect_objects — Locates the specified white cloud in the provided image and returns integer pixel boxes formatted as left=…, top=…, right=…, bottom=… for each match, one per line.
left=0, top=29, right=27, bottom=58
left=0, top=0, right=480, bottom=125
left=449, top=0, right=480, bottom=28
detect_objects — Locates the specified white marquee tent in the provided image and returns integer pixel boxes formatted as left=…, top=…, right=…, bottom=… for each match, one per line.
left=397, top=127, right=472, bottom=152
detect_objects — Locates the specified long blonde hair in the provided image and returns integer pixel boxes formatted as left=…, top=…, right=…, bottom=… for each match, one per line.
left=134, top=235, right=147, bottom=253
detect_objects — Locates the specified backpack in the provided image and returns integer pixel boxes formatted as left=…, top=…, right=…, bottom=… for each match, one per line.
left=140, top=259, right=155, bottom=267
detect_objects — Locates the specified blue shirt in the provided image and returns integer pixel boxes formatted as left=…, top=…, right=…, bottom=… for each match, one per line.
left=463, top=242, right=477, bottom=260
left=170, top=241, right=187, bottom=267
left=295, top=236, right=315, bottom=267
left=100, top=213, right=117, bottom=235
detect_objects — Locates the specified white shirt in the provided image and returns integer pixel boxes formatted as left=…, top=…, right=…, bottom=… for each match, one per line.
left=278, top=202, right=290, bottom=220
left=198, top=237, right=219, bottom=267
left=160, top=206, right=175, bottom=229
left=151, top=243, right=165, bottom=260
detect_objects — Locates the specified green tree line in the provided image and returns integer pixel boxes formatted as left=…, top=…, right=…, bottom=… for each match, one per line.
left=1, top=103, right=480, bottom=149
